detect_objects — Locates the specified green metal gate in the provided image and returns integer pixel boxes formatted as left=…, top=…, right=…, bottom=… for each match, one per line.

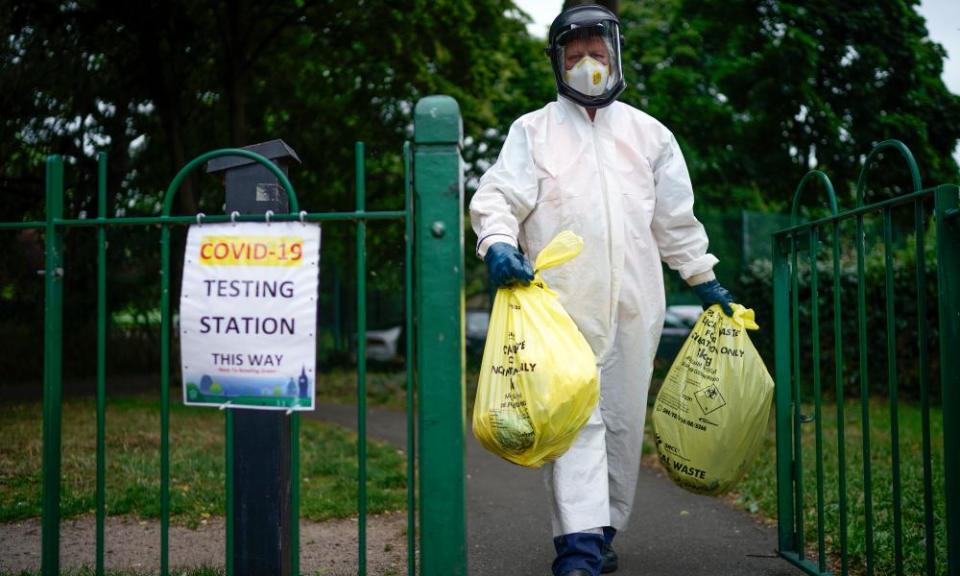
left=1, top=95, right=467, bottom=575
left=773, top=140, right=959, bottom=575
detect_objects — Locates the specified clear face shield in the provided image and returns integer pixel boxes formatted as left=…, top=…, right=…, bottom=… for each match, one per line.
left=555, top=22, right=623, bottom=104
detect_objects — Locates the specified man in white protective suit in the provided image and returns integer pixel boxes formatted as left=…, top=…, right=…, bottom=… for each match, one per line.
left=469, top=4, right=735, bottom=576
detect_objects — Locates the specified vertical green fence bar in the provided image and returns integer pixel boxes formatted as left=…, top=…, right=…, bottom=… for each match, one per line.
left=914, top=196, right=935, bottom=576
left=790, top=235, right=805, bottom=560
left=855, top=210, right=875, bottom=576
left=159, top=220, right=171, bottom=576
left=935, top=184, right=960, bottom=576
left=413, top=95, right=467, bottom=576
left=41, top=155, right=64, bottom=576
left=356, top=140, right=368, bottom=576
left=96, top=152, right=108, bottom=576
left=808, top=227, right=826, bottom=573
left=831, top=218, right=848, bottom=576
left=773, top=234, right=795, bottom=554
left=882, top=209, right=904, bottom=575
left=403, top=141, right=417, bottom=576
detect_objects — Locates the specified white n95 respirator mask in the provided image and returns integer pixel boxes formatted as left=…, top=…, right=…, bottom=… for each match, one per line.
left=563, top=56, right=611, bottom=97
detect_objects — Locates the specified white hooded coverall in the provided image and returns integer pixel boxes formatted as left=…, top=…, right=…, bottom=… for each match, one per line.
left=469, top=96, right=718, bottom=536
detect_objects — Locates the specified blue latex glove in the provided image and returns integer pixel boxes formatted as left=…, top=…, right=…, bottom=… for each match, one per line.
left=693, top=279, right=735, bottom=317
left=484, top=242, right=535, bottom=288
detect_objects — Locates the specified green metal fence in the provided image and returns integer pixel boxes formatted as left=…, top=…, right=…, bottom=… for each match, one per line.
left=773, top=140, right=959, bottom=575
left=2, top=95, right=467, bottom=575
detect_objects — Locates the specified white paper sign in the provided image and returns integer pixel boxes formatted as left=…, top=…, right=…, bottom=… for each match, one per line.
left=179, top=222, right=320, bottom=410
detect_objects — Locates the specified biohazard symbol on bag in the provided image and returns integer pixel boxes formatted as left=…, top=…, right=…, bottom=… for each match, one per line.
left=473, top=231, right=599, bottom=468
left=652, top=304, right=774, bottom=495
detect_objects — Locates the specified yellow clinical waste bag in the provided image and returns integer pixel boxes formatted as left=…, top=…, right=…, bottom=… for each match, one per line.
left=652, top=304, right=774, bottom=495
left=473, top=231, right=599, bottom=468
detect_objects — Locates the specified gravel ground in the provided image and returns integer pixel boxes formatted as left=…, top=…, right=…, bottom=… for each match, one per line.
left=0, top=512, right=408, bottom=575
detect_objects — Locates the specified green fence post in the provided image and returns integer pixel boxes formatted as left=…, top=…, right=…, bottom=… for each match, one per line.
left=935, top=184, right=960, bottom=576
left=772, top=233, right=796, bottom=555
left=41, top=155, right=65, bottom=576
left=403, top=141, right=417, bottom=576
left=414, top=95, right=466, bottom=576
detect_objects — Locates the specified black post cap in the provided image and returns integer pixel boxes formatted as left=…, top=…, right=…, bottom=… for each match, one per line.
left=206, top=139, right=301, bottom=174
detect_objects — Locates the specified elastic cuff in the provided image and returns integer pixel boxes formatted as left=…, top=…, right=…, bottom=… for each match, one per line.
left=677, top=253, right=720, bottom=281
left=685, top=269, right=716, bottom=287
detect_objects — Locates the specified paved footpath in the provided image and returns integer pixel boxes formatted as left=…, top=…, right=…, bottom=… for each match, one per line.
left=309, top=403, right=805, bottom=576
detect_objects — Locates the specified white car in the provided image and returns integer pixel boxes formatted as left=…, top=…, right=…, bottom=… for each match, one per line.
left=656, top=305, right=704, bottom=363
left=355, top=326, right=403, bottom=363
left=466, top=309, right=491, bottom=356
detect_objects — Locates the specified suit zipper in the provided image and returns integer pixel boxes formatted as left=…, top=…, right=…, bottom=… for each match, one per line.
left=591, top=120, right=617, bottom=337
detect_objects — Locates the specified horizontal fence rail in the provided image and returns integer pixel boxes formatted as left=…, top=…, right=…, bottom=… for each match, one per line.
left=773, top=140, right=959, bottom=576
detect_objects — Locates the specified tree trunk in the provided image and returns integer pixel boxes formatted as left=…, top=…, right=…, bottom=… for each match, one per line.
left=224, top=0, right=249, bottom=146
left=132, top=1, right=197, bottom=215
left=228, top=71, right=249, bottom=147
left=168, top=112, right=197, bottom=215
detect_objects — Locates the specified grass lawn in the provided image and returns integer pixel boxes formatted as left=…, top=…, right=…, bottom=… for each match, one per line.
left=0, top=388, right=406, bottom=528
left=315, top=368, right=410, bottom=409
left=724, top=398, right=947, bottom=576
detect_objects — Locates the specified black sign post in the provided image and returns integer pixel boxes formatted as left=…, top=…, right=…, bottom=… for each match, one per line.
left=206, top=139, right=301, bottom=576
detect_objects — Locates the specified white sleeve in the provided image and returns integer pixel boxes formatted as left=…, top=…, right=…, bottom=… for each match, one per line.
left=468, top=120, right=540, bottom=259
left=649, top=133, right=719, bottom=284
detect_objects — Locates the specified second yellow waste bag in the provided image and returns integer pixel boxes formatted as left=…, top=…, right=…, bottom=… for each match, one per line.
left=652, top=304, right=774, bottom=495
left=473, top=231, right=599, bottom=468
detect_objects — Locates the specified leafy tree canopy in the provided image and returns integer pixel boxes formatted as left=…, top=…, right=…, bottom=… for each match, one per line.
left=618, top=0, right=960, bottom=210
left=4, top=0, right=954, bottom=219
left=1, top=0, right=548, bottom=218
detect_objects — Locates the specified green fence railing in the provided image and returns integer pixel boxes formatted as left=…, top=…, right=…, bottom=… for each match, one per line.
left=3, top=95, right=467, bottom=576
left=773, top=140, right=959, bottom=576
